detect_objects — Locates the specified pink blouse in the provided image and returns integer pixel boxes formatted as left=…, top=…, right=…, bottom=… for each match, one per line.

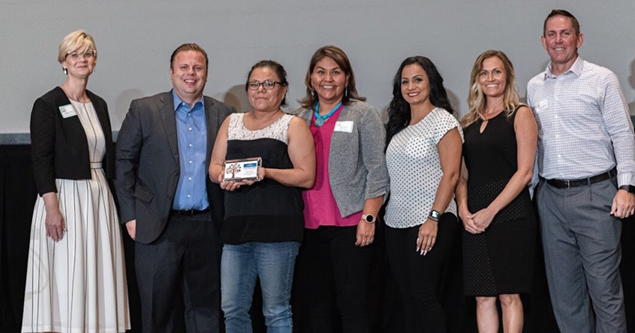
left=303, top=106, right=363, bottom=229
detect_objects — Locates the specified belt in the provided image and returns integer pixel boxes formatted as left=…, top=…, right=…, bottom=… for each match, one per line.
left=90, top=162, right=102, bottom=169
left=543, top=168, right=616, bottom=189
left=171, top=208, right=210, bottom=216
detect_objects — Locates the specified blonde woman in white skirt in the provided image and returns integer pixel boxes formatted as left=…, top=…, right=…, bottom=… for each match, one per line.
left=22, top=30, right=130, bottom=333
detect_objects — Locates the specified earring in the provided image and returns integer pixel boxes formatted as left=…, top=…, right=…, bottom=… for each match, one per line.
left=310, top=89, right=315, bottom=97
left=63, top=68, right=68, bottom=75
left=344, top=88, right=348, bottom=98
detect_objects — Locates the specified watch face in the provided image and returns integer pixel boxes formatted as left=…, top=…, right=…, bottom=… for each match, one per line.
left=364, top=215, right=374, bottom=222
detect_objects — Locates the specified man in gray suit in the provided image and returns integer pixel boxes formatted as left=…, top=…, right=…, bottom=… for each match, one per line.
left=116, top=43, right=235, bottom=333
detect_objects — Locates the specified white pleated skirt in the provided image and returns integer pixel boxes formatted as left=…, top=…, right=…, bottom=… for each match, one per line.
left=21, top=167, right=130, bottom=333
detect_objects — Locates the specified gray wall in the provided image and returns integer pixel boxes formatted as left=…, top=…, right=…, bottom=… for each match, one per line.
left=2, top=0, right=634, bottom=133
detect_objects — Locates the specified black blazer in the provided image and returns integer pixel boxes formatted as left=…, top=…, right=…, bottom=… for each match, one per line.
left=30, top=86, right=115, bottom=196
left=115, top=92, right=235, bottom=244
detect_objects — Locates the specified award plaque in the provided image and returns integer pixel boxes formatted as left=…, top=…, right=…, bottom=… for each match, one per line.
left=223, top=158, right=262, bottom=182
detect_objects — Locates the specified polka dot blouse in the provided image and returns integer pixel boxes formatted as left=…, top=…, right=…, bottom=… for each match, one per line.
left=385, top=107, right=463, bottom=229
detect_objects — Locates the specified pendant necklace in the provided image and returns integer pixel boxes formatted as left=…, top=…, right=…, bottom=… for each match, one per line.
left=314, top=101, right=343, bottom=127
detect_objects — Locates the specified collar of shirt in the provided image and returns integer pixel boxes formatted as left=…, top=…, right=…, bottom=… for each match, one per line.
left=172, top=89, right=205, bottom=112
left=544, top=56, right=584, bottom=80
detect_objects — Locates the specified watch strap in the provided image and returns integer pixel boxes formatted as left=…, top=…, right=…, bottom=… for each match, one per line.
left=619, top=185, right=635, bottom=194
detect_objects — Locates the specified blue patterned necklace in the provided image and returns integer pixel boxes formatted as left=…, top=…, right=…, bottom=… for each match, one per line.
left=314, top=101, right=342, bottom=127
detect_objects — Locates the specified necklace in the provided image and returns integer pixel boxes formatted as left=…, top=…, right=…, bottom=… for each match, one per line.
left=314, top=101, right=342, bottom=127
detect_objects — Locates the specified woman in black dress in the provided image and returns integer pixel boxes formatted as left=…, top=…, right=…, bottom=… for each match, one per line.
left=456, top=50, right=538, bottom=333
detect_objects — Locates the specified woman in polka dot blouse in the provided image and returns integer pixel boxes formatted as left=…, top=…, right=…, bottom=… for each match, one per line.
left=384, top=56, right=464, bottom=332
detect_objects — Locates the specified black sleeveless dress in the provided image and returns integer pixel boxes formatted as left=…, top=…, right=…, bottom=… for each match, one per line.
left=462, top=110, right=537, bottom=296
left=221, top=113, right=304, bottom=245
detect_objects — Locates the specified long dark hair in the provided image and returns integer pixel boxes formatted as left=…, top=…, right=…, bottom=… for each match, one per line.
left=298, top=45, right=366, bottom=109
left=385, top=56, right=454, bottom=149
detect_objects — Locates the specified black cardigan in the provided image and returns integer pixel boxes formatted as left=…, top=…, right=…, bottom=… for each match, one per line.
left=30, top=86, right=115, bottom=196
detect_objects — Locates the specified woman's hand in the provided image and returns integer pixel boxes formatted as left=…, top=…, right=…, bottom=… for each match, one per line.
left=218, top=167, right=265, bottom=191
left=471, top=207, right=497, bottom=230
left=355, top=219, right=375, bottom=247
left=45, top=206, right=66, bottom=242
left=416, top=219, right=437, bottom=255
left=355, top=197, right=383, bottom=247
left=459, top=206, right=483, bottom=234
left=218, top=172, right=244, bottom=191
left=240, top=167, right=266, bottom=186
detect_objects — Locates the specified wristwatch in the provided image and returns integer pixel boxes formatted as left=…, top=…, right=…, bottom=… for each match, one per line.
left=428, top=210, right=441, bottom=222
left=619, top=185, right=635, bottom=194
left=361, top=214, right=376, bottom=223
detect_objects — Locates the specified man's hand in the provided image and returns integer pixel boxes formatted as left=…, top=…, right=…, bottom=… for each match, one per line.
left=611, top=190, right=635, bottom=218
left=126, top=220, right=137, bottom=240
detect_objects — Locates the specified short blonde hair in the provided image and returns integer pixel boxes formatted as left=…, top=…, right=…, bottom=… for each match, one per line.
left=58, top=30, right=97, bottom=63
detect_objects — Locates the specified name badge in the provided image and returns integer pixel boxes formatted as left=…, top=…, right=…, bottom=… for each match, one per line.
left=534, top=99, right=549, bottom=112
left=334, top=121, right=354, bottom=133
left=59, top=104, right=77, bottom=118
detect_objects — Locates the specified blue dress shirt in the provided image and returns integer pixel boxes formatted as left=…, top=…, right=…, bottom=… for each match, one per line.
left=172, top=90, right=209, bottom=210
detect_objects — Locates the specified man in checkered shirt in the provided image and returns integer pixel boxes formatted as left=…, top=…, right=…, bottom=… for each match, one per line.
left=527, top=9, right=635, bottom=333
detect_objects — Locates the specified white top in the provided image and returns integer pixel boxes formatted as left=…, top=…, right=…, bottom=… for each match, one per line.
left=527, top=56, right=635, bottom=186
left=384, top=107, right=463, bottom=228
left=69, top=100, right=105, bottom=164
left=227, top=112, right=292, bottom=144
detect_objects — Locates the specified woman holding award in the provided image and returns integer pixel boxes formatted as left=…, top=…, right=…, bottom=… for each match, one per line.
left=293, top=45, right=389, bottom=332
left=209, top=60, right=315, bottom=333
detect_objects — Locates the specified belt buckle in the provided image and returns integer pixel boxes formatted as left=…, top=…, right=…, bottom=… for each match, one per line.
left=564, top=179, right=571, bottom=189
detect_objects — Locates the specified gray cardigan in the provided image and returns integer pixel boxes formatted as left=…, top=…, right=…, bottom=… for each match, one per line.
left=295, top=100, right=389, bottom=217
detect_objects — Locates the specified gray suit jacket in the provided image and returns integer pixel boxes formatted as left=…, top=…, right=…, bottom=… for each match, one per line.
left=115, top=91, right=235, bottom=244
left=295, top=100, right=388, bottom=217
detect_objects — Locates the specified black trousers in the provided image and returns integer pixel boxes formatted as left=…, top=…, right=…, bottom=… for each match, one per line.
left=135, top=212, right=221, bottom=333
left=295, top=225, right=373, bottom=333
left=385, top=213, right=458, bottom=333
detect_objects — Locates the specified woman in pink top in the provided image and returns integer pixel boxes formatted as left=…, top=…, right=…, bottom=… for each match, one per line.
left=293, top=45, right=389, bottom=333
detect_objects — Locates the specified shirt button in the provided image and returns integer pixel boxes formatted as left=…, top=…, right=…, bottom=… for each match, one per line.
left=189, top=127, right=192, bottom=131
left=557, top=154, right=561, bottom=158
left=189, top=160, right=193, bottom=164
left=188, top=177, right=192, bottom=181
left=187, top=113, right=191, bottom=117
left=554, top=115, right=558, bottom=119
left=189, top=143, right=193, bottom=147
left=187, top=194, right=191, bottom=198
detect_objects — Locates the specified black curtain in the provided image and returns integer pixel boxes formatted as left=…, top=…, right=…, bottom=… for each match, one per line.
left=2, top=144, right=634, bottom=333
left=0, top=146, right=37, bottom=332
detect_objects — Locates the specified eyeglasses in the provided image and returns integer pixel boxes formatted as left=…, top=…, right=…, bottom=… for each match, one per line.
left=247, top=80, right=283, bottom=90
left=66, top=50, right=97, bottom=60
